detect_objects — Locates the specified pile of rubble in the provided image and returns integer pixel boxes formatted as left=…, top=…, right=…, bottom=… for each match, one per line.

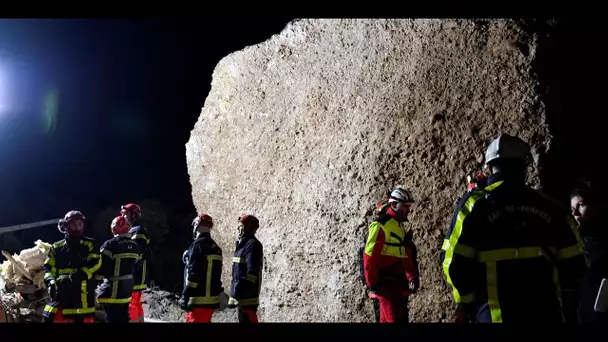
left=0, top=240, right=52, bottom=323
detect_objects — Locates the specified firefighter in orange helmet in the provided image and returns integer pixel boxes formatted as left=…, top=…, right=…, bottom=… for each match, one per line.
left=180, top=214, right=224, bottom=323
left=120, top=203, right=150, bottom=323
left=96, top=216, right=142, bottom=323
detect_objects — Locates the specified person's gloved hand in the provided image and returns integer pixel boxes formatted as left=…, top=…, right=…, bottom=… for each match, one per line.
left=227, top=297, right=238, bottom=309
left=47, top=280, right=58, bottom=301
left=179, top=295, right=191, bottom=311
left=408, top=278, right=420, bottom=294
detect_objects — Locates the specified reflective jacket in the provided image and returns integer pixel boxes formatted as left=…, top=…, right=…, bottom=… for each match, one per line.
left=129, top=225, right=150, bottom=291
left=43, top=235, right=102, bottom=318
left=440, top=173, right=588, bottom=323
left=363, top=208, right=419, bottom=297
left=182, top=233, right=224, bottom=309
left=229, top=235, right=263, bottom=307
left=96, top=234, right=142, bottom=305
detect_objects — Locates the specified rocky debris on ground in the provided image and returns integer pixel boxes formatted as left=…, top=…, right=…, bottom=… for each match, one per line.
left=142, top=287, right=237, bottom=322
left=186, top=19, right=552, bottom=322
left=0, top=240, right=52, bottom=323
left=1, top=240, right=51, bottom=290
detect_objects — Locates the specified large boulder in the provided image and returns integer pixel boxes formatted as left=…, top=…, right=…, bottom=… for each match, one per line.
left=185, top=19, right=552, bottom=322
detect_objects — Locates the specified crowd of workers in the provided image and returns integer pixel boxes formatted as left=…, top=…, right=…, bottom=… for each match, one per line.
left=41, top=202, right=263, bottom=323
left=37, top=132, right=607, bottom=324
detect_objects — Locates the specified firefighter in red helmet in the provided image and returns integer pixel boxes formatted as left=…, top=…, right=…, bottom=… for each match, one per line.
left=96, top=216, right=142, bottom=323
left=180, top=214, right=224, bottom=323
left=120, top=203, right=150, bottom=322
left=43, top=210, right=101, bottom=323
left=228, top=215, right=264, bottom=323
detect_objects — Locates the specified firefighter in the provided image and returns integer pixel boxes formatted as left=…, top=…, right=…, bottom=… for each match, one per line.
left=570, top=180, right=608, bottom=323
left=363, top=186, right=420, bottom=323
left=43, top=210, right=102, bottom=323
left=121, top=203, right=150, bottom=323
left=228, top=215, right=264, bottom=323
left=440, top=134, right=588, bottom=323
left=179, top=214, right=224, bottom=323
left=96, top=216, right=142, bottom=323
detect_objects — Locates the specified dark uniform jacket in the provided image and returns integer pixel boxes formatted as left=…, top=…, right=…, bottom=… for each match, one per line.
left=129, top=225, right=150, bottom=291
left=182, top=232, right=224, bottom=309
left=440, top=173, right=588, bottom=323
left=229, top=235, right=263, bottom=307
left=43, top=235, right=102, bottom=318
left=579, top=222, right=608, bottom=323
left=96, top=234, right=142, bottom=305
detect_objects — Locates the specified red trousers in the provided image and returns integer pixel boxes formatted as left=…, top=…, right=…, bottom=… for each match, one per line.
left=129, top=291, right=144, bottom=323
left=185, top=308, right=214, bottom=323
left=377, top=292, right=409, bottom=323
left=53, top=309, right=95, bottom=323
left=237, top=308, right=259, bottom=323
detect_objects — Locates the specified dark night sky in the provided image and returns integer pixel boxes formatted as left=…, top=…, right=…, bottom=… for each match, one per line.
left=0, top=18, right=293, bottom=245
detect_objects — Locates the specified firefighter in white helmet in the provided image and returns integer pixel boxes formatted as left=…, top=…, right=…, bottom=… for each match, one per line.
left=440, top=134, right=588, bottom=323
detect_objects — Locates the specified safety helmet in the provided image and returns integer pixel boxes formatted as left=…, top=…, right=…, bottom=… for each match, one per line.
left=57, top=210, right=86, bottom=234
left=192, top=214, right=213, bottom=238
left=111, top=215, right=130, bottom=235
left=120, top=203, right=142, bottom=222
left=484, top=134, right=532, bottom=166
left=388, top=186, right=415, bottom=204
left=239, top=215, right=259, bottom=229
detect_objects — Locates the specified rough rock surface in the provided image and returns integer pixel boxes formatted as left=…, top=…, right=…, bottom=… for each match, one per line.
left=185, top=19, right=551, bottom=322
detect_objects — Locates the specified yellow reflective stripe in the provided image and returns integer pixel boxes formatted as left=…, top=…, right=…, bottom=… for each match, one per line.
left=95, top=275, right=104, bottom=281
left=45, top=257, right=56, bottom=266
left=111, top=257, right=121, bottom=299
left=188, top=296, right=220, bottom=305
left=246, top=274, right=258, bottom=283
left=142, top=260, right=147, bottom=285
left=556, top=244, right=584, bottom=260
left=206, top=258, right=213, bottom=297
left=54, top=241, right=66, bottom=248
left=61, top=307, right=96, bottom=315
left=478, top=247, right=545, bottom=263
left=380, top=219, right=406, bottom=258
left=44, top=272, right=54, bottom=280
left=44, top=305, right=58, bottom=313
left=455, top=244, right=476, bottom=258
left=58, top=268, right=77, bottom=275
left=238, top=298, right=259, bottom=306
left=57, top=275, right=71, bottom=282
left=132, top=234, right=150, bottom=244
left=442, top=185, right=496, bottom=303
left=97, top=297, right=132, bottom=304
left=80, top=239, right=94, bottom=252
left=87, top=253, right=100, bottom=261
left=364, top=221, right=381, bottom=256
left=207, top=254, right=222, bottom=261
left=82, top=266, right=99, bottom=279
left=486, top=261, right=502, bottom=323
left=133, top=284, right=146, bottom=290
left=81, top=281, right=88, bottom=311
left=101, top=249, right=113, bottom=258
left=114, top=253, right=140, bottom=259
left=187, top=281, right=198, bottom=288
left=233, top=257, right=245, bottom=263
